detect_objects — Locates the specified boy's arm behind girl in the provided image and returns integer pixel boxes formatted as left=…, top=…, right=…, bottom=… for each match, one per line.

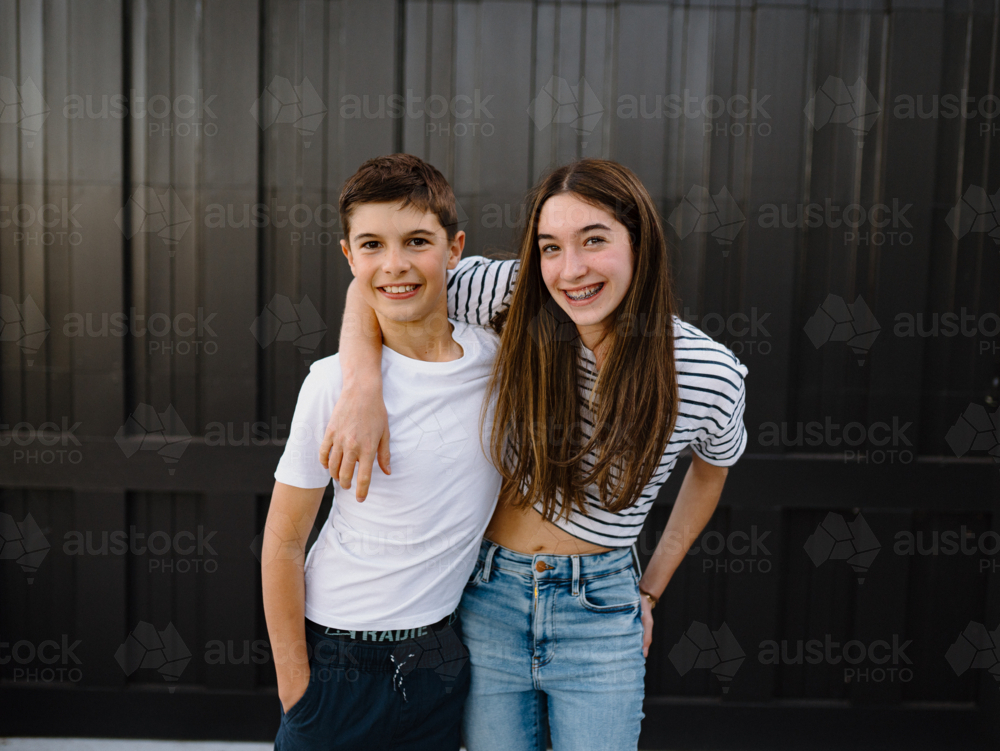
left=261, top=481, right=325, bottom=713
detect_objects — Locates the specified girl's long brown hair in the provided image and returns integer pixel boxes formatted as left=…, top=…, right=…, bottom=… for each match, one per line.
left=486, top=159, right=679, bottom=520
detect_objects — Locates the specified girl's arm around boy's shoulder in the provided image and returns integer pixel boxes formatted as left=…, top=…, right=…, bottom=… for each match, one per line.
left=447, top=255, right=520, bottom=327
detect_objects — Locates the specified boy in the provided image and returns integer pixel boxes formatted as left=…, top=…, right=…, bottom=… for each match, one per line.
left=262, top=154, right=501, bottom=750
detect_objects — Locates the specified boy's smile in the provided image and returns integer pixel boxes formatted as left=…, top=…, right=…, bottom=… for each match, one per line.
left=378, top=283, right=421, bottom=299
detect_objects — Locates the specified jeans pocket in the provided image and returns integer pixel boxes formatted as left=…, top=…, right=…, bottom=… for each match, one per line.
left=578, top=569, right=640, bottom=614
left=282, top=663, right=319, bottom=724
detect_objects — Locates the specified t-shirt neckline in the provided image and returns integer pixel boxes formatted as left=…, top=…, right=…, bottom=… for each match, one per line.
left=381, top=320, right=470, bottom=370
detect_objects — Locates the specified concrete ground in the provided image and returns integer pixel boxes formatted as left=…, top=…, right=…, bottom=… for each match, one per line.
left=0, top=743, right=492, bottom=751
left=0, top=743, right=277, bottom=751
left=0, top=744, right=513, bottom=751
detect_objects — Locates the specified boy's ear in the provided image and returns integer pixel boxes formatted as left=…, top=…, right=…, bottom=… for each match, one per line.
left=446, top=230, right=465, bottom=270
left=340, top=239, right=357, bottom=276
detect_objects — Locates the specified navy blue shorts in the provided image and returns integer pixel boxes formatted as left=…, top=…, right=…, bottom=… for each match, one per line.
left=274, top=615, right=471, bottom=750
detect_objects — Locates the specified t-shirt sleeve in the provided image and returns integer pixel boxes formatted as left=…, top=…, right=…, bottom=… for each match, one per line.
left=446, top=255, right=520, bottom=326
left=274, top=363, right=341, bottom=489
left=691, top=356, right=748, bottom=467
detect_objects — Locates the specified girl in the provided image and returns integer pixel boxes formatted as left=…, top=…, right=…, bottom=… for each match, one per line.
left=322, top=158, right=747, bottom=750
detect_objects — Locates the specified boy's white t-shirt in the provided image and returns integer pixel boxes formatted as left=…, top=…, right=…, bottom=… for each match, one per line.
left=274, top=320, right=501, bottom=631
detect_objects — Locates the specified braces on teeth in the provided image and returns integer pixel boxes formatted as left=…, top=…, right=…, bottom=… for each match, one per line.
left=566, top=284, right=602, bottom=300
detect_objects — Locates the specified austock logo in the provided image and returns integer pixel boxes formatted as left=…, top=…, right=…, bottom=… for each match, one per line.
left=63, top=525, right=218, bottom=574
left=759, top=635, right=913, bottom=683
left=527, top=76, right=603, bottom=145
left=115, top=186, right=192, bottom=249
left=62, top=307, right=219, bottom=357
left=0, top=513, right=50, bottom=583
left=251, top=76, right=327, bottom=147
left=114, top=403, right=192, bottom=475
left=803, top=294, right=880, bottom=365
left=385, top=619, right=469, bottom=695
left=757, top=417, right=914, bottom=466
left=946, top=185, right=1000, bottom=246
left=450, top=198, right=470, bottom=233
left=803, top=512, right=881, bottom=583
left=1, top=418, right=84, bottom=466
left=684, top=525, right=773, bottom=575
left=682, top=307, right=772, bottom=358
left=400, top=403, right=470, bottom=465
left=1, top=635, right=83, bottom=684
left=251, top=294, right=328, bottom=359
left=250, top=517, right=322, bottom=564
left=62, top=90, right=218, bottom=138
left=0, top=76, right=50, bottom=147
left=1, top=199, right=84, bottom=248
left=338, top=90, right=495, bottom=138
left=115, top=621, right=191, bottom=690
left=946, top=622, right=1000, bottom=683
left=804, top=76, right=880, bottom=142
left=0, top=294, right=51, bottom=365
left=667, top=185, right=745, bottom=253
left=668, top=621, right=745, bottom=693
left=757, top=199, right=913, bottom=248
left=946, top=403, right=1000, bottom=468
left=615, top=89, right=772, bottom=138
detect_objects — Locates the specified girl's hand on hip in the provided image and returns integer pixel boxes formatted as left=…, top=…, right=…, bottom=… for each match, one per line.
left=639, top=596, right=654, bottom=657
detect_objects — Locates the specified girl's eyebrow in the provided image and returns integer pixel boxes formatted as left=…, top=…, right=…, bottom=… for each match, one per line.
left=538, top=223, right=611, bottom=241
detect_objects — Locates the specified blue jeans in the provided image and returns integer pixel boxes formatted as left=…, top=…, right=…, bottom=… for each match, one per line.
left=274, top=617, right=471, bottom=750
left=459, top=539, right=646, bottom=751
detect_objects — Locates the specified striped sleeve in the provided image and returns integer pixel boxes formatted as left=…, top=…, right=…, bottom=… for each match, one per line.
left=446, top=255, right=520, bottom=326
left=685, top=341, right=748, bottom=467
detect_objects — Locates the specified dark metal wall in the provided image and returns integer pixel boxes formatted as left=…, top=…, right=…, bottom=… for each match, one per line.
left=1, top=0, right=998, bottom=747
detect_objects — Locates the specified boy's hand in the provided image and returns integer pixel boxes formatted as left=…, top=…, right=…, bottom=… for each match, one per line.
left=319, top=383, right=391, bottom=501
left=279, top=664, right=312, bottom=714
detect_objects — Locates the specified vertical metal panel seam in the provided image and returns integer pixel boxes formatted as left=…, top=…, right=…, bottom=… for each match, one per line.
left=739, top=0, right=758, bottom=315
left=846, top=6, right=872, bottom=302
left=196, top=0, right=206, bottom=429
left=865, top=8, right=891, bottom=305
left=423, top=1, right=433, bottom=159
left=122, top=0, right=135, bottom=426
left=395, top=0, right=406, bottom=154
left=527, top=0, right=539, bottom=185
left=787, top=2, right=819, bottom=431
left=577, top=0, right=587, bottom=159
left=255, top=0, right=268, bottom=424
left=946, top=4, right=972, bottom=315
left=169, top=0, right=178, bottom=420
left=974, top=0, right=1000, bottom=317
left=600, top=0, right=613, bottom=160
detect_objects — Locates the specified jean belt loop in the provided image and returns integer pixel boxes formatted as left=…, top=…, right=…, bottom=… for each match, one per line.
left=482, top=541, right=499, bottom=583
left=571, top=554, right=581, bottom=596
left=630, top=542, right=643, bottom=578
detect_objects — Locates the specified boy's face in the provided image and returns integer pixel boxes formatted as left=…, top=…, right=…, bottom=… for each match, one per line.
left=341, top=201, right=464, bottom=325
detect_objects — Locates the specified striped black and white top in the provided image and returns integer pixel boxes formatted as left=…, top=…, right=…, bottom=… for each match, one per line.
left=446, top=256, right=748, bottom=548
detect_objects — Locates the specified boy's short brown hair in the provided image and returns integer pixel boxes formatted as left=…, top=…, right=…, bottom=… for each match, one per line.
left=339, top=153, right=458, bottom=241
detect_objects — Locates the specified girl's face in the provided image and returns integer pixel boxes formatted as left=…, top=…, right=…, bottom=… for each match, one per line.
left=537, top=192, right=634, bottom=340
